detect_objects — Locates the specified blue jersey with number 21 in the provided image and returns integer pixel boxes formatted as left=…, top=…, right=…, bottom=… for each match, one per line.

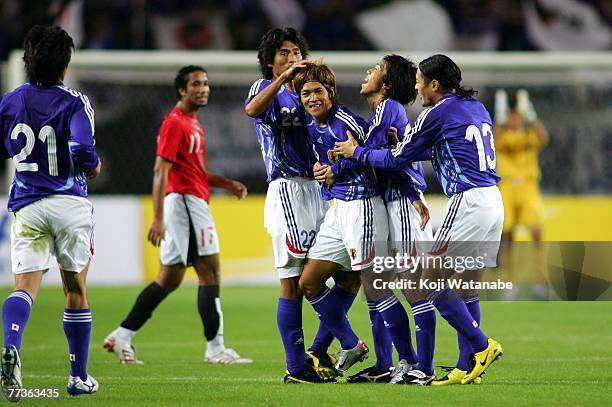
left=0, top=83, right=99, bottom=212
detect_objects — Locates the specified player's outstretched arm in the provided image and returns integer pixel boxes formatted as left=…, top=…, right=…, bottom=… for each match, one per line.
left=208, top=172, right=248, bottom=199
left=335, top=121, right=433, bottom=170
left=148, top=156, right=172, bottom=247
left=244, top=62, right=307, bottom=118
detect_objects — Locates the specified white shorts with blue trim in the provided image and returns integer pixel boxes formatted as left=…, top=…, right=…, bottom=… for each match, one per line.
left=307, top=196, right=389, bottom=271
left=387, top=193, right=434, bottom=271
left=264, top=177, right=326, bottom=278
left=429, top=186, right=503, bottom=268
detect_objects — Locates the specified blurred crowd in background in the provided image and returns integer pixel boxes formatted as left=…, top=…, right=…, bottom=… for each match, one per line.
left=1, top=0, right=612, bottom=60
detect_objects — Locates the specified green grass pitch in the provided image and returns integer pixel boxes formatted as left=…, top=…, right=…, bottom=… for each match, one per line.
left=1, top=285, right=610, bottom=406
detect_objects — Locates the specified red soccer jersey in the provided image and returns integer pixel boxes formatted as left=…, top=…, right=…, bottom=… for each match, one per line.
left=156, top=106, right=210, bottom=202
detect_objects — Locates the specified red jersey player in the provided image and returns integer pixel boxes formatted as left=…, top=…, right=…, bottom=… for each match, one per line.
left=103, top=65, right=251, bottom=364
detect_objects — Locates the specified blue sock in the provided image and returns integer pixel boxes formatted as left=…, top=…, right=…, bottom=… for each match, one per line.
left=367, top=302, right=393, bottom=371
left=411, top=299, right=437, bottom=376
left=456, top=295, right=481, bottom=370
left=307, top=287, right=358, bottom=350
left=277, top=298, right=306, bottom=374
left=375, top=295, right=417, bottom=364
left=63, top=309, right=92, bottom=381
left=309, top=285, right=356, bottom=353
left=2, top=290, right=33, bottom=351
left=429, top=289, right=488, bottom=353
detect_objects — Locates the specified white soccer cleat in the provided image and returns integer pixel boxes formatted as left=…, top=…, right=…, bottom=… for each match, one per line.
left=102, top=330, right=143, bottom=364
left=67, top=374, right=99, bottom=396
left=401, top=369, right=436, bottom=385
left=334, top=341, right=369, bottom=376
left=1, top=346, right=22, bottom=402
left=204, top=348, right=253, bottom=364
left=389, top=359, right=417, bottom=384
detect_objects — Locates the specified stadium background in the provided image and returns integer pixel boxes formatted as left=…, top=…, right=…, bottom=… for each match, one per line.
left=0, top=2, right=609, bottom=405
left=0, top=0, right=611, bottom=285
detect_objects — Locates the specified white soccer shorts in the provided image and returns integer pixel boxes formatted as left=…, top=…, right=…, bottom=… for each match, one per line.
left=307, top=196, right=389, bottom=271
left=264, top=177, right=326, bottom=279
left=387, top=193, right=434, bottom=272
left=161, top=193, right=219, bottom=266
left=11, top=195, right=94, bottom=274
left=429, top=186, right=504, bottom=268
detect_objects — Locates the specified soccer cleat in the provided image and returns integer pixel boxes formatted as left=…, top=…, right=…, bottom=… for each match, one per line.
left=461, top=338, right=503, bottom=384
left=204, top=348, right=252, bottom=364
left=389, top=359, right=417, bottom=384
left=347, top=365, right=393, bottom=383
left=334, top=341, right=369, bottom=376
left=102, top=331, right=143, bottom=364
left=431, top=367, right=482, bottom=386
left=306, top=350, right=339, bottom=379
left=395, top=369, right=436, bottom=385
left=284, top=369, right=336, bottom=384
left=67, top=375, right=99, bottom=396
left=1, top=346, right=22, bottom=402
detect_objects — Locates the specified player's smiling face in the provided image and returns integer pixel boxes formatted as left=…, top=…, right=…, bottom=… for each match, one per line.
left=300, top=81, right=333, bottom=125
left=415, top=68, right=435, bottom=107
left=360, top=61, right=385, bottom=96
left=181, top=71, right=210, bottom=108
left=270, top=41, right=302, bottom=79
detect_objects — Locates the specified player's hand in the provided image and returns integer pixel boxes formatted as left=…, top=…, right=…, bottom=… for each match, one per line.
left=412, top=199, right=430, bottom=231
left=148, top=218, right=165, bottom=247
left=228, top=180, right=248, bottom=199
left=86, top=160, right=102, bottom=180
left=333, top=130, right=358, bottom=158
left=313, top=162, right=328, bottom=183
left=280, top=61, right=308, bottom=83
left=387, top=126, right=399, bottom=146
left=314, top=164, right=336, bottom=188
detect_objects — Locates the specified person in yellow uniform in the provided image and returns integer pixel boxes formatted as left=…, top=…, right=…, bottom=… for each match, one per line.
left=494, top=89, right=549, bottom=242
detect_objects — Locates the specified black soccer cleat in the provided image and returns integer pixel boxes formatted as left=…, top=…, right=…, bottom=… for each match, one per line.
left=346, top=365, right=392, bottom=383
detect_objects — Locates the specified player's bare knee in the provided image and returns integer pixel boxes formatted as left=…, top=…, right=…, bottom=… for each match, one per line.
left=298, top=276, right=317, bottom=297
left=194, top=256, right=220, bottom=285
left=332, top=271, right=361, bottom=294
left=280, top=277, right=301, bottom=300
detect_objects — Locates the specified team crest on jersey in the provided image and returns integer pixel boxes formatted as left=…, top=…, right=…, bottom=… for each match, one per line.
left=350, top=248, right=357, bottom=260
left=327, top=150, right=338, bottom=164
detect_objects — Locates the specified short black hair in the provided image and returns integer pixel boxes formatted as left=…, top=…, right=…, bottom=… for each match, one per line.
left=23, top=25, right=74, bottom=86
left=419, top=54, right=477, bottom=98
left=382, top=54, right=417, bottom=105
left=174, top=65, right=206, bottom=100
left=257, top=27, right=309, bottom=79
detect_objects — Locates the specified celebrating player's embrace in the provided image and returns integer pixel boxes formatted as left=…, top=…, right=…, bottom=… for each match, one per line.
left=245, top=27, right=505, bottom=386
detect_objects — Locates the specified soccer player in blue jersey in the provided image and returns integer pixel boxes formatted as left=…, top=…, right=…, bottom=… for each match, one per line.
left=294, top=62, right=425, bottom=378
left=323, top=55, right=438, bottom=384
left=244, top=28, right=338, bottom=384
left=335, top=54, right=504, bottom=384
left=0, top=26, right=101, bottom=399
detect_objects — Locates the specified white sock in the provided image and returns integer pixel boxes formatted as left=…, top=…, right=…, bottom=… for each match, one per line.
left=115, top=326, right=136, bottom=342
left=206, top=298, right=225, bottom=355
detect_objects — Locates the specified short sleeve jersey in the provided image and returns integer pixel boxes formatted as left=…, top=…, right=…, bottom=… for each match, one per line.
left=364, top=99, right=427, bottom=202
left=157, top=106, right=210, bottom=202
left=245, top=79, right=316, bottom=182
left=0, top=83, right=100, bottom=212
